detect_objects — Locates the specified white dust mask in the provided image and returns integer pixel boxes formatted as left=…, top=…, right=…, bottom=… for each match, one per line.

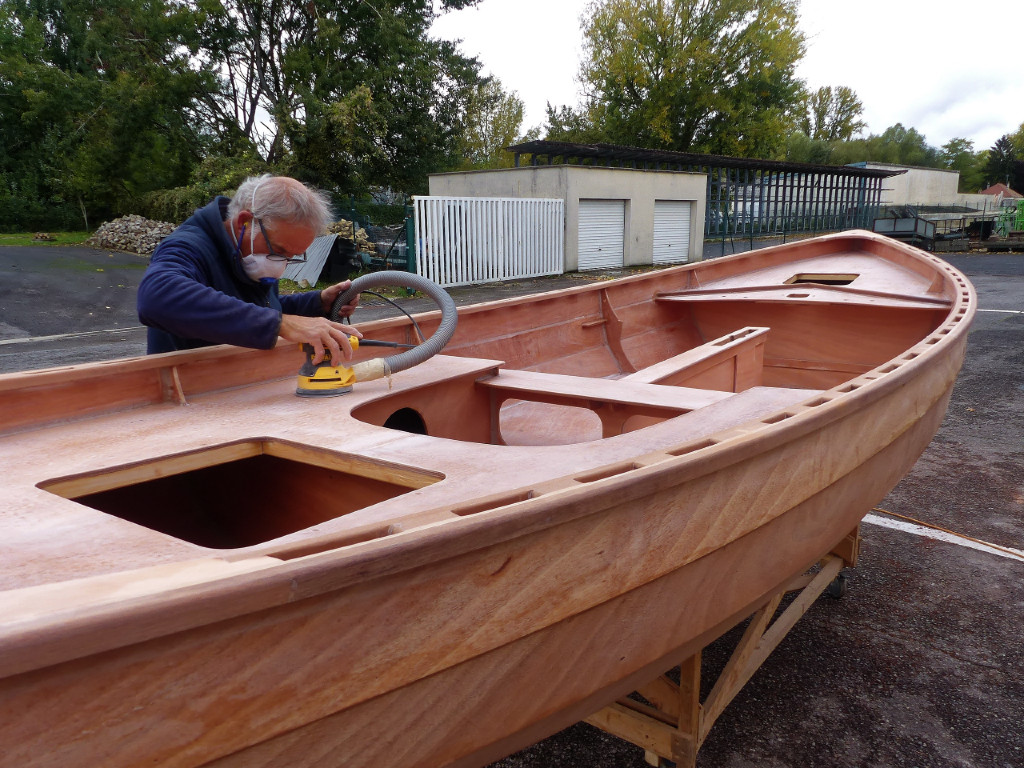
left=238, top=220, right=288, bottom=281
left=240, top=252, right=288, bottom=281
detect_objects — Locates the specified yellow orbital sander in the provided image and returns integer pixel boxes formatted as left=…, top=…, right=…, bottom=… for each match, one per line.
left=297, top=269, right=461, bottom=398
left=296, top=338, right=416, bottom=397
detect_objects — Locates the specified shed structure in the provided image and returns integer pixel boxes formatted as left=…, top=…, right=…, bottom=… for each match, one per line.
left=428, top=164, right=706, bottom=271
left=506, top=141, right=904, bottom=243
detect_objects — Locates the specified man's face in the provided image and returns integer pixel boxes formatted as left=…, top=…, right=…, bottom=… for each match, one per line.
left=237, top=212, right=316, bottom=261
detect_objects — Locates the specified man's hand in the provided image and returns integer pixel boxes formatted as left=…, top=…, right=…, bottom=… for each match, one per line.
left=278, top=314, right=362, bottom=364
left=320, top=280, right=361, bottom=317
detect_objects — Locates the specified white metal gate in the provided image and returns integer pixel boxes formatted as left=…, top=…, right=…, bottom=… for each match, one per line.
left=652, top=200, right=692, bottom=265
left=413, top=196, right=564, bottom=287
left=578, top=199, right=625, bottom=270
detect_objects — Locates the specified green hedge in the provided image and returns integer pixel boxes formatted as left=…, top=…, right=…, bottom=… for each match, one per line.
left=349, top=201, right=407, bottom=225
left=0, top=196, right=90, bottom=233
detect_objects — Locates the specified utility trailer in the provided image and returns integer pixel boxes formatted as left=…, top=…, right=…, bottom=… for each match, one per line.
left=872, top=212, right=936, bottom=251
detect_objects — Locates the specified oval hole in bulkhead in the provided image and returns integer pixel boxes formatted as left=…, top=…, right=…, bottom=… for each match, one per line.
left=383, top=407, right=428, bottom=435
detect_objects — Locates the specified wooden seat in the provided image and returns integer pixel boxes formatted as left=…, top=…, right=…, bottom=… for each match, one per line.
left=623, top=327, right=769, bottom=391
left=476, top=370, right=734, bottom=439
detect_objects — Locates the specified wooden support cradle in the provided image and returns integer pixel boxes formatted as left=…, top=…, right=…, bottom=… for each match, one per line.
left=585, top=526, right=861, bottom=767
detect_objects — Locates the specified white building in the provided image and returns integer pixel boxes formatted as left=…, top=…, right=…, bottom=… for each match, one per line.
left=428, top=165, right=706, bottom=271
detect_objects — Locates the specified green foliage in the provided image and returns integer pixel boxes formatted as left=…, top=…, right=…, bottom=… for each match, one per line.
left=800, top=86, right=865, bottom=142
left=282, top=85, right=389, bottom=192
left=863, top=124, right=938, bottom=166
left=140, top=155, right=269, bottom=225
left=543, top=103, right=605, bottom=144
left=339, top=199, right=408, bottom=226
left=0, top=0, right=484, bottom=230
left=1009, top=123, right=1024, bottom=158
left=199, top=0, right=484, bottom=194
left=576, top=0, right=806, bottom=157
left=984, top=135, right=1017, bottom=189
left=457, top=79, right=536, bottom=169
left=0, top=0, right=216, bottom=229
left=785, top=122, right=944, bottom=171
left=784, top=132, right=833, bottom=164
left=940, top=138, right=987, bottom=193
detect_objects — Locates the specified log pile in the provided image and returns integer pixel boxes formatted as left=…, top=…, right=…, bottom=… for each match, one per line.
left=327, top=218, right=376, bottom=253
left=86, top=215, right=176, bottom=255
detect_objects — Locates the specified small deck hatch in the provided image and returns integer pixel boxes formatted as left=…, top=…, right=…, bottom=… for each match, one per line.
left=785, top=273, right=859, bottom=286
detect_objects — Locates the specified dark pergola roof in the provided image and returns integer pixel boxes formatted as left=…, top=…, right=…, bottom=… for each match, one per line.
left=506, top=140, right=905, bottom=179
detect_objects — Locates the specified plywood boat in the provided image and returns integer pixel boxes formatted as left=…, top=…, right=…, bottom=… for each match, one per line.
left=0, top=231, right=974, bottom=767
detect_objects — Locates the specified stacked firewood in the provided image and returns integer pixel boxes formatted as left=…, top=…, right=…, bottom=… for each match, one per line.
left=86, top=215, right=176, bottom=255
left=326, top=219, right=376, bottom=252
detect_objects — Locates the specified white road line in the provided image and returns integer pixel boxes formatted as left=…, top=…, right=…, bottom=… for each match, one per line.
left=0, top=327, right=146, bottom=346
left=863, top=514, right=1024, bottom=563
left=978, top=309, right=1024, bottom=314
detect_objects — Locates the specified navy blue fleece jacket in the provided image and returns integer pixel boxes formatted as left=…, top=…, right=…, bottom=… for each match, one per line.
left=137, top=197, right=324, bottom=354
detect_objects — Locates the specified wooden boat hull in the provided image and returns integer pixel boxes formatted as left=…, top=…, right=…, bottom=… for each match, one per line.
left=0, top=231, right=973, bottom=766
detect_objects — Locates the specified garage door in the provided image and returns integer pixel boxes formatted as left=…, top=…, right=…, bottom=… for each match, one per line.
left=653, top=200, right=691, bottom=265
left=578, top=200, right=625, bottom=270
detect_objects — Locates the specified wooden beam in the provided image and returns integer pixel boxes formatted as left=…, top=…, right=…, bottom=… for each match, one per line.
left=831, top=525, right=862, bottom=567
left=586, top=554, right=849, bottom=768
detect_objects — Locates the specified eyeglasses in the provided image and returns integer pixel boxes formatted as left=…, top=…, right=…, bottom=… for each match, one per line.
left=256, top=217, right=307, bottom=263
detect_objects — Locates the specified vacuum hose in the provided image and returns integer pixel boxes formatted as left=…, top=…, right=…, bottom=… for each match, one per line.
left=329, top=271, right=458, bottom=382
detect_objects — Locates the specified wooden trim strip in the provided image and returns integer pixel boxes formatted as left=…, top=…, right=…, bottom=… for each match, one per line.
left=655, top=283, right=952, bottom=309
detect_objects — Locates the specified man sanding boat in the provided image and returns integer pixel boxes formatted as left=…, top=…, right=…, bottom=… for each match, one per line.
left=137, top=174, right=361, bottom=365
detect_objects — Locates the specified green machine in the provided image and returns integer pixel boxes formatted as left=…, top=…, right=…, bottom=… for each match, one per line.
left=995, top=200, right=1024, bottom=237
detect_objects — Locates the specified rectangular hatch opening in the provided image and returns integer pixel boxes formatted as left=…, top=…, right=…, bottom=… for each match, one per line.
left=38, top=440, right=441, bottom=549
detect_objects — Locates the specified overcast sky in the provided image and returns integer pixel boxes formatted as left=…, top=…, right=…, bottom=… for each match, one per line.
left=431, top=0, right=1020, bottom=152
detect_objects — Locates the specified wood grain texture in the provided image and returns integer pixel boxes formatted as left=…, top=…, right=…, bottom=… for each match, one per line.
left=0, top=231, right=974, bottom=766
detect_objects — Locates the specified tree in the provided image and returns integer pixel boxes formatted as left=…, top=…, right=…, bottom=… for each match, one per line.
left=940, top=137, right=986, bottom=193
left=0, top=0, right=214, bottom=228
left=0, top=0, right=485, bottom=230
left=1009, top=122, right=1024, bottom=158
left=784, top=132, right=832, bottom=164
left=458, top=79, right=537, bottom=169
left=576, top=0, right=806, bottom=158
left=984, top=135, right=1016, bottom=188
left=191, top=0, right=484, bottom=194
left=800, top=86, right=865, bottom=142
left=858, top=123, right=938, bottom=167
left=543, top=103, right=604, bottom=144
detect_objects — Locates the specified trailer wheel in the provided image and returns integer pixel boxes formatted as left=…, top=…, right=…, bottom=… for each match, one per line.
left=826, top=572, right=849, bottom=599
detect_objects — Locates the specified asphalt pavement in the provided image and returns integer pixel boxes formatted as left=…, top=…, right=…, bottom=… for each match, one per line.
left=1, top=241, right=1022, bottom=768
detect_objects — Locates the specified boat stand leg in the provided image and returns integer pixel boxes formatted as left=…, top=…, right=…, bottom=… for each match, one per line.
left=585, top=527, right=859, bottom=767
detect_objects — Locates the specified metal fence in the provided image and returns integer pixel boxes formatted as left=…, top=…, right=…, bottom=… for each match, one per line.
left=705, top=167, right=885, bottom=238
left=363, top=223, right=409, bottom=270
left=412, top=196, right=564, bottom=287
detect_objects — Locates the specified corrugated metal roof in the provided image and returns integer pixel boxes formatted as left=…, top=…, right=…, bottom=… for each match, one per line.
left=282, top=234, right=336, bottom=286
left=507, top=140, right=905, bottom=178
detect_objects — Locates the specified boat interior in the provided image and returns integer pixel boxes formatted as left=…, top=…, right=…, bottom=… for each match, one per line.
left=354, top=244, right=957, bottom=447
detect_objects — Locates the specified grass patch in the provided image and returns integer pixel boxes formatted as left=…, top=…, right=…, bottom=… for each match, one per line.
left=278, top=278, right=333, bottom=294
left=0, top=231, right=92, bottom=247
left=278, top=273, right=422, bottom=300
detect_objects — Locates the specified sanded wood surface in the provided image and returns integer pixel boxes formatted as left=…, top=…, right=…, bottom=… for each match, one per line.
left=0, top=231, right=975, bottom=767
